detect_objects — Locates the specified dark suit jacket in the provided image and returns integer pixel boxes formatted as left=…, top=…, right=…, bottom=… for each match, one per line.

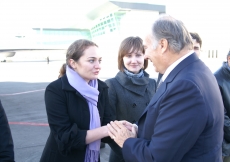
left=0, top=100, right=14, bottom=162
left=122, top=54, right=224, bottom=162
left=40, top=75, right=114, bottom=162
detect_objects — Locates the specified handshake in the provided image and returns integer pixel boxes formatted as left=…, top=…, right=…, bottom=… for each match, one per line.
left=107, top=120, right=138, bottom=148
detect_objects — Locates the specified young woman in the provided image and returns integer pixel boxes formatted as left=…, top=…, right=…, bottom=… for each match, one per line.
left=40, top=39, right=114, bottom=162
left=105, top=36, right=156, bottom=162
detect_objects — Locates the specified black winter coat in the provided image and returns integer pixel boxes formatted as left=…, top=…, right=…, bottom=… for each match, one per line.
left=215, top=62, right=230, bottom=117
left=40, top=75, right=114, bottom=162
left=214, top=62, right=230, bottom=156
left=105, top=71, right=156, bottom=162
left=105, top=71, right=156, bottom=123
left=0, top=100, right=14, bottom=162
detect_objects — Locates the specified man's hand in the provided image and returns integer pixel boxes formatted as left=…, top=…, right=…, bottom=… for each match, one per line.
left=107, top=120, right=137, bottom=147
left=121, top=120, right=138, bottom=133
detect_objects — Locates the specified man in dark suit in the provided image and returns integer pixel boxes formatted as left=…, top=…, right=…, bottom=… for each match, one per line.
left=190, top=32, right=202, bottom=57
left=0, top=100, right=14, bottom=162
left=107, top=15, right=224, bottom=162
left=214, top=51, right=230, bottom=161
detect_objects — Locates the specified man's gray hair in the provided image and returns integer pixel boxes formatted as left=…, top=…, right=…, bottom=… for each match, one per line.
left=151, top=15, right=193, bottom=53
left=227, top=50, right=230, bottom=60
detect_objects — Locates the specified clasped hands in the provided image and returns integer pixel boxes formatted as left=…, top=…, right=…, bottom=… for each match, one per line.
left=107, top=120, right=138, bottom=148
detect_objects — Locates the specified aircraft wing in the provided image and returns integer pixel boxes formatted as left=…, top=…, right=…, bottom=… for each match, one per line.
left=0, top=49, right=66, bottom=62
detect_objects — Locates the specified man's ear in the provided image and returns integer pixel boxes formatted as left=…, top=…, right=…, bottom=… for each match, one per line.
left=227, top=55, right=230, bottom=64
left=159, top=38, right=168, bottom=53
left=227, top=55, right=230, bottom=61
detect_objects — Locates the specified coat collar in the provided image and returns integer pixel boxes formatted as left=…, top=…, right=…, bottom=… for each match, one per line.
left=140, top=53, right=199, bottom=116
left=115, top=71, right=150, bottom=96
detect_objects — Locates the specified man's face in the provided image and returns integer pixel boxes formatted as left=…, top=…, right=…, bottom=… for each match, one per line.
left=228, top=56, right=230, bottom=67
left=143, top=34, right=162, bottom=73
left=192, top=39, right=201, bottom=57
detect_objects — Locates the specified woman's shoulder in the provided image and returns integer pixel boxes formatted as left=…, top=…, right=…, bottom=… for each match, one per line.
left=46, top=78, right=62, bottom=90
left=148, top=78, right=157, bottom=87
left=143, top=71, right=156, bottom=83
left=104, top=77, right=116, bottom=83
left=47, top=75, right=69, bottom=90
left=97, top=79, right=109, bottom=90
left=148, top=77, right=156, bottom=82
left=48, top=77, right=61, bottom=85
left=104, top=77, right=118, bottom=88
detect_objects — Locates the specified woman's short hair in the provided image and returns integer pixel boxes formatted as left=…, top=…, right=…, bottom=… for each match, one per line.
left=66, top=39, right=98, bottom=66
left=118, top=36, right=148, bottom=72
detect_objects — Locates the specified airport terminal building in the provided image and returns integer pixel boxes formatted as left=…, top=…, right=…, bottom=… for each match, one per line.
left=31, top=1, right=166, bottom=48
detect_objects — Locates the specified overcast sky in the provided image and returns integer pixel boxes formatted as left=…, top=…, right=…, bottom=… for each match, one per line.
left=162, top=0, right=230, bottom=52
left=0, top=0, right=229, bottom=51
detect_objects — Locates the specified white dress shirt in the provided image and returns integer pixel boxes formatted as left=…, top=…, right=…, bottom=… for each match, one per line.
left=162, top=51, right=194, bottom=82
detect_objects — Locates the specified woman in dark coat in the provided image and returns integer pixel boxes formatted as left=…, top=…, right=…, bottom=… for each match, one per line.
left=105, top=36, right=156, bottom=162
left=40, top=39, right=114, bottom=162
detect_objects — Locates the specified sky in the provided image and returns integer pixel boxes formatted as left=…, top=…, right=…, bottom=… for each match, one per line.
left=0, top=0, right=229, bottom=52
left=163, top=0, right=230, bottom=51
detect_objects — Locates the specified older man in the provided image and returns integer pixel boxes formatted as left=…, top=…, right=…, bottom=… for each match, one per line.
left=107, top=15, right=224, bottom=162
left=156, top=32, right=202, bottom=87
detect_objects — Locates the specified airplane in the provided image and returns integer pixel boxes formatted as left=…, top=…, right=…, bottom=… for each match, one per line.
left=0, top=48, right=66, bottom=62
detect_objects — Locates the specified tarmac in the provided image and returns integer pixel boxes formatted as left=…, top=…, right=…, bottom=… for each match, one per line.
left=0, top=60, right=111, bottom=162
left=0, top=52, right=223, bottom=162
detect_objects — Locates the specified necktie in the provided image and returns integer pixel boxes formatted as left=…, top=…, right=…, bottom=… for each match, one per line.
left=157, top=79, right=163, bottom=91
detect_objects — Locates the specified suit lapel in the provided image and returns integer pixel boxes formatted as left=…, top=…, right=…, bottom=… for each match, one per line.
left=138, top=53, right=199, bottom=120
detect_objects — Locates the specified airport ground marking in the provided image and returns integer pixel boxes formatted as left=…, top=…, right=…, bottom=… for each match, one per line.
left=9, top=121, right=49, bottom=126
left=0, top=89, right=45, bottom=96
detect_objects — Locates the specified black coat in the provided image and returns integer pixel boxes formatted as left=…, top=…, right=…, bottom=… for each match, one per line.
left=105, top=71, right=156, bottom=123
left=214, top=62, right=230, bottom=156
left=105, top=71, right=156, bottom=162
left=214, top=62, right=230, bottom=117
left=0, top=100, right=14, bottom=162
left=40, top=75, right=114, bottom=162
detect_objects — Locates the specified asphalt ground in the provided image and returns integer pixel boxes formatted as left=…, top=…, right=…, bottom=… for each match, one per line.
left=0, top=53, right=222, bottom=162
left=0, top=60, right=111, bottom=162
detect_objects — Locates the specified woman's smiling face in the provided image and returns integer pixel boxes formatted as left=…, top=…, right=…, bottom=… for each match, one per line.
left=123, top=49, right=144, bottom=74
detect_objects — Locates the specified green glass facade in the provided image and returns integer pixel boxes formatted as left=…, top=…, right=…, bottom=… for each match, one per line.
left=90, top=10, right=127, bottom=38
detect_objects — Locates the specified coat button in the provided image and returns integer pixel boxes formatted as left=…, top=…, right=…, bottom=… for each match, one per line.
left=132, top=103, right=136, bottom=108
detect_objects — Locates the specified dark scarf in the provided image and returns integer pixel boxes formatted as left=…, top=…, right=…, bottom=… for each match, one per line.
left=124, top=68, right=144, bottom=78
